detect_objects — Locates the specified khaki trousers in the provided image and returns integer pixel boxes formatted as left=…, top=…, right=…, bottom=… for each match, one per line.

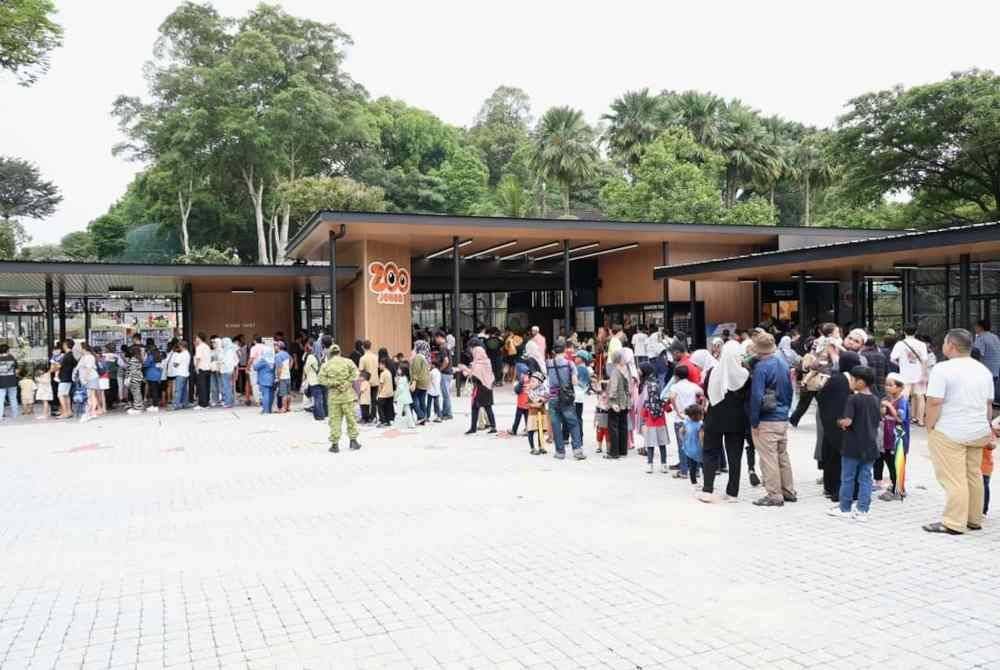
left=752, top=421, right=796, bottom=501
left=927, top=429, right=986, bottom=532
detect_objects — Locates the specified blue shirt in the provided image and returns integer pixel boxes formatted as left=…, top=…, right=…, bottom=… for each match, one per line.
left=682, top=418, right=703, bottom=463
left=274, top=351, right=291, bottom=380
left=975, top=331, right=1000, bottom=377
left=546, top=357, right=574, bottom=400
left=253, top=357, right=275, bottom=387
left=749, top=354, right=793, bottom=427
left=143, top=352, right=162, bottom=382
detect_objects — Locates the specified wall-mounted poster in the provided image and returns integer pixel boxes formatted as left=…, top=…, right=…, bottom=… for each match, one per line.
left=368, top=261, right=410, bottom=305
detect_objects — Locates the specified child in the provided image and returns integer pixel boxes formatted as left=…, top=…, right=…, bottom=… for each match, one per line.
left=33, top=363, right=52, bottom=420
left=665, top=364, right=704, bottom=480
left=878, top=372, right=910, bottom=501
left=526, top=372, right=549, bottom=455
left=394, top=363, right=416, bottom=428
left=594, top=391, right=609, bottom=454
left=679, top=404, right=704, bottom=486
left=18, top=367, right=36, bottom=416
left=512, top=369, right=529, bottom=436
left=573, top=353, right=591, bottom=435
left=986, top=415, right=999, bottom=517
left=639, top=362, right=669, bottom=474
left=428, top=365, right=442, bottom=423
left=829, top=365, right=881, bottom=522
left=465, top=373, right=496, bottom=435
left=358, top=371, right=372, bottom=423
left=376, top=360, right=395, bottom=427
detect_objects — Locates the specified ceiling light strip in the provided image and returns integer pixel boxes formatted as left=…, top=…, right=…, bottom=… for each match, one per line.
left=463, top=240, right=518, bottom=260
left=533, top=243, right=599, bottom=262
left=498, top=241, right=559, bottom=260
left=425, top=239, right=472, bottom=260
left=569, top=243, right=640, bottom=261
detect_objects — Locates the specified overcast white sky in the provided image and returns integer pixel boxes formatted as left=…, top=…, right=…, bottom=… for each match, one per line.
left=3, top=0, right=1000, bottom=244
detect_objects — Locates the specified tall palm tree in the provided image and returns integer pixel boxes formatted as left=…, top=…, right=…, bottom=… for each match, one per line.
left=660, top=90, right=727, bottom=149
left=716, top=102, right=779, bottom=207
left=601, top=88, right=662, bottom=170
left=752, top=115, right=796, bottom=206
left=792, top=133, right=836, bottom=226
left=532, top=106, right=599, bottom=214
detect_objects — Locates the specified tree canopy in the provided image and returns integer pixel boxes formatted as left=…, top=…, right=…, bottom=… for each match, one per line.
left=0, top=0, right=62, bottom=85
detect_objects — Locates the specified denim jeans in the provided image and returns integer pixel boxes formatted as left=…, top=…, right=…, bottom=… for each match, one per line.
left=439, top=374, right=453, bottom=418
left=310, top=385, right=328, bottom=420
left=412, top=389, right=428, bottom=421
left=428, top=394, right=441, bottom=419
left=548, top=399, right=582, bottom=454
left=173, top=377, right=188, bottom=410
left=210, top=372, right=222, bottom=405
left=260, top=385, right=274, bottom=414
left=0, top=386, right=18, bottom=419
left=221, top=373, right=234, bottom=407
left=840, top=456, right=874, bottom=513
left=673, top=422, right=691, bottom=474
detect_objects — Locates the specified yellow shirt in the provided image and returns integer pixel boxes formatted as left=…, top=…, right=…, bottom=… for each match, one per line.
left=607, top=335, right=623, bottom=359
left=377, top=369, right=394, bottom=398
left=359, top=351, right=379, bottom=379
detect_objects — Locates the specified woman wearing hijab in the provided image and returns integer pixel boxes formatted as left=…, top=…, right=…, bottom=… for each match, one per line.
left=606, top=349, right=630, bottom=459
left=700, top=341, right=751, bottom=502
left=817, top=348, right=861, bottom=502
left=463, top=345, right=497, bottom=434
left=410, top=340, right=432, bottom=425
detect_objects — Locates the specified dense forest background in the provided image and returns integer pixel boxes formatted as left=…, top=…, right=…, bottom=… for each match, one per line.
left=5, top=2, right=1000, bottom=264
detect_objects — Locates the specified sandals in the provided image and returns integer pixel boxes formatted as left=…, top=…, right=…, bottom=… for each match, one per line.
left=922, top=522, right=962, bottom=535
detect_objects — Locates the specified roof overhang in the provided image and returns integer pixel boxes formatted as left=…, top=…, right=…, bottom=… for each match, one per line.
left=653, top=222, right=1000, bottom=282
left=286, top=211, right=890, bottom=263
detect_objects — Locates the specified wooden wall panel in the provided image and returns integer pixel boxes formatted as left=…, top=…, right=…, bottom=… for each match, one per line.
left=361, top=240, right=412, bottom=356
left=192, top=290, right=293, bottom=339
left=597, top=242, right=756, bottom=328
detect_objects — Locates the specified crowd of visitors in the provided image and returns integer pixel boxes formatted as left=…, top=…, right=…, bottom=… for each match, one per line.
left=1, top=314, right=996, bottom=534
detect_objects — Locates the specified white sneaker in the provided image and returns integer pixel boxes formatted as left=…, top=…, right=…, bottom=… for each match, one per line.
left=853, top=510, right=870, bottom=523
left=79, top=414, right=92, bottom=423
left=661, top=464, right=669, bottom=473
left=146, top=406, right=159, bottom=413
left=696, top=491, right=717, bottom=503
left=827, top=505, right=852, bottom=519
left=646, top=463, right=654, bottom=474
left=193, top=406, right=204, bottom=411
left=126, top=409, right=142, bottom=416
left=722, top=494, right=740, bottom=503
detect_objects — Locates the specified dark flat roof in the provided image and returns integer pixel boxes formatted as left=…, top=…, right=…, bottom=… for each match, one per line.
left=653, top=221, right=1000, bottom=281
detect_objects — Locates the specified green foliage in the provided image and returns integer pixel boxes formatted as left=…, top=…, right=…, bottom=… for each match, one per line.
left=0, top=156, right=61, bottom=238
left=115, top=224, right=183, bottom=263
left=0, top=220, right=29, bottom=259
left=835, top=69, right=1000, bottom=224
left=88, top=212, right=128, bottom=260
left=600, top=129, right=775, bottom=226
left=174, top=245, right=240, bottom=265
left=468, top=86, right=532, bottom=186
left=277, top=176, right=386, bottom=229
left=602, top=88, right=662, bottom=169
left=17, top=242, right=65, bottom=261
left=492, top=175, right=535, bottom=218
left=435, top=148, right=488, bottom=215
left=533, top=106, right=599, bottom=213
left=59, top=231, right=96, bottom=261
left=0, top=0, right=62, bottom=85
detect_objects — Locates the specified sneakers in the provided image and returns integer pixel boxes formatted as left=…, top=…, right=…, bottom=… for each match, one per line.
left=530, top=448, right=540, bottom=455
left=827, top=506, right=853, bottom=519
left=661, top=463, right=669, bottom=473
left=193, top=406, right=204, bottom=411
left=749, top=471, right=761, bottom=487
left=126, top=408, right=142, bottom=416
left=722, top=494, right=740, bottom=503
left=554, top=452, right=566, bottom=460
left=753, top=496, right=783, bottom=507
left=646, top=463, right=654, bottom=474
left=878, top=490, right=900, bottom=502
left=349, top=439, right=362, bottom=450
left=572, top=449, right=586, bottom=460
left=853, top=510, right=870, bottom=522
left=146, top=406, right=159, bottom=413
left=783, top=494, right=798, bottom=503
left=79, top=414, right=93, bottom=423
left=696, top=491, right=717, bottom=503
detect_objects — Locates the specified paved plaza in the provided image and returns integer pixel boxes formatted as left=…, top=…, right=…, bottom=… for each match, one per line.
left=0, top=389, right=998, bottom=669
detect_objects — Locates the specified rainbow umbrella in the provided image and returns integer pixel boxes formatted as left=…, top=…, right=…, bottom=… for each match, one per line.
left=894, top=424, right=907, bottom=497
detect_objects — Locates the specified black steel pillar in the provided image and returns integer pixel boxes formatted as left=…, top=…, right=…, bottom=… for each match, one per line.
left=305, top=282, right=313, bottom=336
left=688, top=281, right=697, bottom=347
left=57, top=281, right=66, bottom=343
left=660, top=241, right=670, bottom=331
left=181, top=282, right=193, bottom=343
left=562, top=240, right=572, bottom=334
left=83, top=296, right=90, bottom=344
left=753, top=281, right=762, bottom=329
left=851, top=270, right=862, bottom=329
left=866, top=279, right=875, bottom=332
left=329, top=231, right=337, bottom=341
left=902, top=270, right=912, bottom=325
left=960, top=254, right=971, bottom=330
left=944, top=264, right=951, bottom=329
left=44, top=276, right=55, bottom=355
left=452, top=236, right=460, bottom=349
left=797, top=272, right=808, bottom=331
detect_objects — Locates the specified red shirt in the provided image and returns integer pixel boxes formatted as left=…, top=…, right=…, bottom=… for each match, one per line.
left=641, top=405, right=667, bottom=428
left=675, top=354, right=702, bottom=385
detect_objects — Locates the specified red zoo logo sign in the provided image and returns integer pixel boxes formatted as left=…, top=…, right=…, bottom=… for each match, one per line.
left=368, top=261, right=410, bottom=305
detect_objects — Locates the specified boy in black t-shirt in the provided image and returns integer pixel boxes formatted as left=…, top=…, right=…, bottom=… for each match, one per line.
left=828, top=366, right=881, bottom=522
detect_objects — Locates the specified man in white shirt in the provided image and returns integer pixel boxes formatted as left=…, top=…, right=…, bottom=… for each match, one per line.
left=632, top=325, right=649, bottom=363
left=193, top=333, right=212, bottom=409
left=923, top=328, right=994, bottom=535
left=889, top=323, right=928, bottom=388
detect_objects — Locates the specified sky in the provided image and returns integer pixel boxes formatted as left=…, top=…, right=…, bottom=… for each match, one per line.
left=4, top=0, right=1000, bottom=244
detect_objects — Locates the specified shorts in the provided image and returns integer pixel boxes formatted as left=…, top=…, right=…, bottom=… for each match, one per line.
left=58, top=382, right=72, bottom=397
left=99, top=377, right=110, bottom=391
left=86, top=378, right=101, bottom=391
left=596, top=426, right=608, bottom=443
left=277, top=379, right=290, bottom=397
left=643, top=424, right=670, bottom=447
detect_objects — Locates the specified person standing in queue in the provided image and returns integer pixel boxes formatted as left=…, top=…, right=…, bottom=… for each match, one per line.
left=319, top=343, right=361, bottom=453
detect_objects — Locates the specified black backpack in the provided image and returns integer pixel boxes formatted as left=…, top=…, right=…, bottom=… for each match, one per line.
left=551, top=361, right=575, bottom=408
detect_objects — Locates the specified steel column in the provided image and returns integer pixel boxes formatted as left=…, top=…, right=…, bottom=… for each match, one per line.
left=753, top=281, right=762, bottom=329
left=944, top=264, right=951, bottom=328
left=851, top=270, right=862, bottom=328
left=57, top=281, right=66, bottom=343
left=866, top=279, right=875, bottom=332
left=452, top=236, right=460, bottom=349
left=44, top=276, right=55, bottom=355
left=902, top=270, right=912, bottom=325
left=83, top=296, right=90, bottom=344
left=328, top=225, right=346, bottom=341
left=305, top=282, right=313, bottom=336
left=797, top=272, right=808, bottom=331
left=661, top=241, right=670, bottom=331
left=181, top=283, right=193, bottom=343
left=688, top=281, right=697, bottom=347
left=960, top=253, right=971, bottom=330
left=562, top=240, right=572, bottom=334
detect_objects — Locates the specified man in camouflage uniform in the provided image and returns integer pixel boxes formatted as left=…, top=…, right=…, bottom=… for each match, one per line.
left=318, top=343, right=361, bottom=453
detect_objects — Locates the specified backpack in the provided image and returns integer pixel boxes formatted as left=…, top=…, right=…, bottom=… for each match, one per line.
left=550, top=361, right=575, bottom=408
left=643, top=378, right=664, bottom=419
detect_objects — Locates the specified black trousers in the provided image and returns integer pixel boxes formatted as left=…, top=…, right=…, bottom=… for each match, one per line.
left=512, top=407, right=528, bottom=434
left=361, top=404, right=372, bottom=422
left=821, top=431, right=843, bottom=499
left=195, top=370, right=210, bottom=407
left=789, top=390, right=815, bottom=427
left=873, top=455, right=885, bottom=481
left=744, top=430, right=757, bottom=471
left=703, top=431, right=746, bottom=496
left=470, top=403, right=496, bottom=431
left=369, top=387, right=378, bottom=421
left=607, top=408, right=628, bottom=458
left=147, top=381, right=161, bottom=407
left=377, top=398, right=394, bottom=424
